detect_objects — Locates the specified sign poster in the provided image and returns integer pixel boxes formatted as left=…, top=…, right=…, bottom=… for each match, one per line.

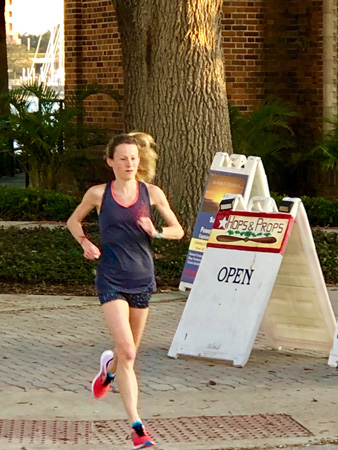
left=180, top=170, right=248, bottom=286
left=208, top=210, right=292, bottom=255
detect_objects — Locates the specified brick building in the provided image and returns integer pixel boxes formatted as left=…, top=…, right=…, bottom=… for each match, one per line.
left=5, top=0, right=21, bottom=44
left=64, top=0, right=337, bottom=196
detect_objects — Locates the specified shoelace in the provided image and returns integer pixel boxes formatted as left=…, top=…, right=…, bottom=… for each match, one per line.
left=133, top=424, right=145, bottom=437
left=103, top=372, right=115, bottom=386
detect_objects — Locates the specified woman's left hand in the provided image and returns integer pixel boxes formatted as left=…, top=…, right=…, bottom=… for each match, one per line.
left=137, top=217, right=158, bottom=238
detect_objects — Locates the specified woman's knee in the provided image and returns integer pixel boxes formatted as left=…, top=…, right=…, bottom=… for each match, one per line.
left=117, top=342, right=136, bottom=364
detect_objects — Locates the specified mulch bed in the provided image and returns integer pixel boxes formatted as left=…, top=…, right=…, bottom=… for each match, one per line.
left=0, top=281, right=97, bottom=296
left=0, top=282, right=178, bottom=296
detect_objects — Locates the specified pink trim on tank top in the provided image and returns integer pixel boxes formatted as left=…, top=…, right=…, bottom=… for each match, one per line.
left=111, top=181, right=140, bottom=208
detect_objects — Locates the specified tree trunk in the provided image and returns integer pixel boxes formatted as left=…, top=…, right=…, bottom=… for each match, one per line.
left=113, top=0, right=232, bottom=231
left=0, top=0, right=9, bottom=116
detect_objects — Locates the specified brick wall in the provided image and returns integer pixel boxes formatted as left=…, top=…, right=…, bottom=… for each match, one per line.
left=64, top=0, right=338, bottom=197
left=64, top=0, right=123, bottom=134
left=64, top=1, right=324, bottom=132
left=64, top=0, right=325, bottom=158
left=221, top=1, right=265, bottom=112
left=64, top=1, right=269, bottom=130
left=264, top=1, right=324, bottom=145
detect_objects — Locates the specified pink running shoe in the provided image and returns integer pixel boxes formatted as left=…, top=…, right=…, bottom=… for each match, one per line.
left=131, top=424, right=155, bottom=449
left=91, top=350, right=114, bottom=399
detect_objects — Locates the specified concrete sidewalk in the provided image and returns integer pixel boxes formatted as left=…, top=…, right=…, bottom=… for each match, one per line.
left=0, top=172, right=26, bottom=188
left=0, top=289, right=337, bottom=450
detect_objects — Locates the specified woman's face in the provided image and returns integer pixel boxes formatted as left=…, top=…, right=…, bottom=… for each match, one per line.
left=107, top=143, right=140, bottom=181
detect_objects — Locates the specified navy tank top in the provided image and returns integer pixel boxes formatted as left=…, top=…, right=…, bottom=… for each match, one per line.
left=96, top=181, right=156, bottom=294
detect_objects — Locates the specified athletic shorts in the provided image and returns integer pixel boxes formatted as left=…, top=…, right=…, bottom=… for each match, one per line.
left=98, top=289, right=151, bottom=308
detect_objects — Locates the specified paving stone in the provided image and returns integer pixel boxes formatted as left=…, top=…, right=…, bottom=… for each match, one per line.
left=0, top=290, right=338, bottom=448
left=147, top=383, right=175, bottom=391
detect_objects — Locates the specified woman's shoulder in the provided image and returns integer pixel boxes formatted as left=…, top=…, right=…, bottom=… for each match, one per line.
left=143, top=182, right=162, bottom=193
left=144, top=182, right=162, bottom=195
left=144, top=183, right=166, bottom=204
left=87, top=183, right=107, bottom=195
left=84, top=183, right=108, bottom=203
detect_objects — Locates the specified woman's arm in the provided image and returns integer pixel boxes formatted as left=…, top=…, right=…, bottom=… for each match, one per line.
left=138, top=184, right=184, bottom=240
left=67, top=185, right=104, bottom=259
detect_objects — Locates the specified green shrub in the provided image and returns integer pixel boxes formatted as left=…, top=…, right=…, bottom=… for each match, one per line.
left=152, top=238, right=190, bottom=287
left=301, top=196, right=338, bottom=227
left=271, top=192, right=338, bottom=227
left=0, top=82, right=116, bottom=190
left=312, top=229, right=338, bottom=284
left=0, top=225, right=190, bottom=288
left=0, top=186, right=80, bottom=221
left=312, top=116, right=338, bottom=171
left=0, top=227, right=97, bottom=283
left=2, top=186, right=338, bottom=228
left=229, top=99, right=298, bottom=193
left=0, top=225, right=337, bottom=286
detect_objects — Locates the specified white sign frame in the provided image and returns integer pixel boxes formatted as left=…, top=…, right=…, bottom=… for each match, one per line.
left=329, top=324, right=338, bottom=367
left=261, top=198, right=336, bottom=354
left=169, top=197, right=336, bottom=367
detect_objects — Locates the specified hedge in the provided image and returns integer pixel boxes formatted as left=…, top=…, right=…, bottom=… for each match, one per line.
left=0, top=227, right=96, bottom=283
left=312, top=229, right=338, bottom=284
left=0, top=186, right=80, bottom=221
left=0, top=225, right=337, bottom=286
left=0, top=226, right=190, bottom=288
left=271, top=193, right=338, bottom=227
left=1, top=186, right=338, bottom=227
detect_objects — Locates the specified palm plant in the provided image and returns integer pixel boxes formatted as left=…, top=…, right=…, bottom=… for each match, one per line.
left=0, top=82, right=119, bottom=190
left=229, top=99, right=298, bottom=186
left=313, top=118, right=338, bottom=170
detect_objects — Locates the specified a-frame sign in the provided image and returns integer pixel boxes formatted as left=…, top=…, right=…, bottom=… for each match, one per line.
left=169, top=196, right=336, bottom=367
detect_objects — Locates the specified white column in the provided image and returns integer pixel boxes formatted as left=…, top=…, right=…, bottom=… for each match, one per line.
left=323, top=0, right=338, bottom=130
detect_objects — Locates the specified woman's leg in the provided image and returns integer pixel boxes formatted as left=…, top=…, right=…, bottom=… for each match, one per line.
left=126, top=306, right=149, bottom=406
left=102, top=299, right=148, bottom=424
left=107, top=306, right=149, bottom=374
left=129, top=306, right=149, bottom=350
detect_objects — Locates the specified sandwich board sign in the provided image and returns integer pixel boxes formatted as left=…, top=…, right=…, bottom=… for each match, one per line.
left=328, top=323, right=338, bottom=367
left=169, top=196, right=336, bottom=367
left=259, top=198, right=336, bottom=356
left=179, top=152, right=270, bottom=292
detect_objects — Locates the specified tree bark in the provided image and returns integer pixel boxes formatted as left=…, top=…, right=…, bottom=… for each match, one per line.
left=0, top=0, right=9, bottom=116
left=113, top=0, right=232, bottom=231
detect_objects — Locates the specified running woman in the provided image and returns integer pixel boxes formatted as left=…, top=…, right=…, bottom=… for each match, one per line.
left=67, top=133, right=184, bottom=449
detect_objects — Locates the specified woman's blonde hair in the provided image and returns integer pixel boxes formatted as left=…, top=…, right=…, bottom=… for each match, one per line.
left=128, top=131, right=158, bottom=183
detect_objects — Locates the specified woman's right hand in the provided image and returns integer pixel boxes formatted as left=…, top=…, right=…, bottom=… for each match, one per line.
left=81, top=239, right=101, bottom=260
